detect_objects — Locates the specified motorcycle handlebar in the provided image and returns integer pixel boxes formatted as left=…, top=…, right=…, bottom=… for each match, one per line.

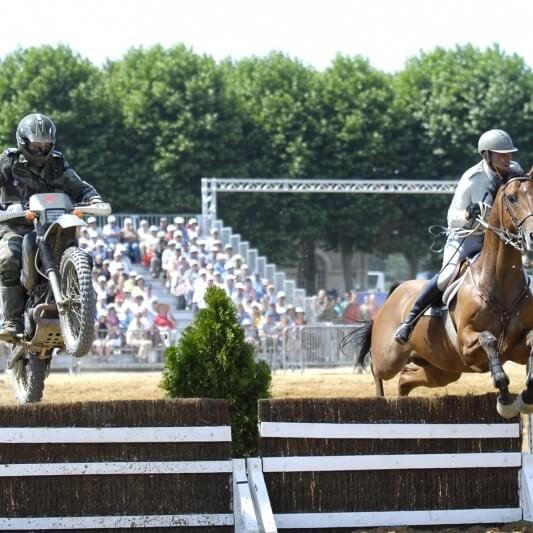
left=0, top=202, right=112, bottom=223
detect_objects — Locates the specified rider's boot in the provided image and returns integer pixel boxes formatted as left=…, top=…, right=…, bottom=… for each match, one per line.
left=0, top=285, right=25, bottom=340
left=393, top=275, right=443, bottom=345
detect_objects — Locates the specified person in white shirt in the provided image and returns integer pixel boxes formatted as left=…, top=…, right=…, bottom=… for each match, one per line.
left=394, top=129, right=523, bottom=345
left=126, top=310, right=153, bottom=362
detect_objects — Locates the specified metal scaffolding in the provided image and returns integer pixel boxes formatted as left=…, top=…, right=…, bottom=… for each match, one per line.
left=201, top=177, right=457, bottom=228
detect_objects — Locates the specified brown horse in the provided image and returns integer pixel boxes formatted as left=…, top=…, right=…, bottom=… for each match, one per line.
left=352, top=177, right=533, bottom=418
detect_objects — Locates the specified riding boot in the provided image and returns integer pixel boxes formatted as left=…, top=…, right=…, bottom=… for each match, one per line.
left=0, top=285, right=25, bottom=340
left=393, top=275, right=443, bottom=345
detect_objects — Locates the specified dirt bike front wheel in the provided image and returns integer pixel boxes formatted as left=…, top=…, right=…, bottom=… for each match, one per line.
left=59, top=247, right=96, bottom=357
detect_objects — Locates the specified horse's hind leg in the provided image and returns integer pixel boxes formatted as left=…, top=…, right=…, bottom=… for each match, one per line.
left=398, top=359, right=461, bottom=396
left=478, top=331, right=520, bottom=418
left=371, top=359, right=384, bottom=396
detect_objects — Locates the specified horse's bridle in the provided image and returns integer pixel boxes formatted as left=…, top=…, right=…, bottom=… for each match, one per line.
left=485, top=176, right=533, bottom=251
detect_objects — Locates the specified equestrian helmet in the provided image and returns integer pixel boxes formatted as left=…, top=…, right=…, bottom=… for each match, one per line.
left=16, top=113, right=56, bottom=165
left=478, top=129, right=517, bottom=154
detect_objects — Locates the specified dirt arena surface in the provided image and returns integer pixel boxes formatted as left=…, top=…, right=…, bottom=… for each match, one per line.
left=1, top=363, right=532, bottom=532
left=0, top=361, right=530, bottom=404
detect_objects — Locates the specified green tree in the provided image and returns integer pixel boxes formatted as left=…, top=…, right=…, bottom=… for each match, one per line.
left=0, top=45, right=117, bottom=202
left=161, top=286, right=271, bottom=457
left=105, top=44, right=246, bottom=212
left=314, top=55, right=395, bottom=289
left=222, top=54, right=323, bottom=291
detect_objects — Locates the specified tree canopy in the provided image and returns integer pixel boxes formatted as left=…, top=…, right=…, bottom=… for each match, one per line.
left=2, top=43, right=532, bottom=283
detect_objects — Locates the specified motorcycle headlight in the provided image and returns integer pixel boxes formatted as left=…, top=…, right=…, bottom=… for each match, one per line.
left=45, top=209, right=65, bottom=224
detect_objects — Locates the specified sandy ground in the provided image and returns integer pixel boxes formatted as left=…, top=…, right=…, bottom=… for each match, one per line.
left=0, top=361, right=529, bottom=405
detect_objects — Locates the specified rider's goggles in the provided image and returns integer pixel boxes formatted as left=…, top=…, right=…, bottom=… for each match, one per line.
left=26, top=142, right=53, bottom=156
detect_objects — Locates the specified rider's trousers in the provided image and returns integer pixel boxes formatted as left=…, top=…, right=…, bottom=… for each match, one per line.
left=437, top=234, right=483, bottom=291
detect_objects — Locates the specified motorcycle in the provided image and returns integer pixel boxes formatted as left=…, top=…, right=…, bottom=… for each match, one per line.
left=0, top=193, right=111, bottom=403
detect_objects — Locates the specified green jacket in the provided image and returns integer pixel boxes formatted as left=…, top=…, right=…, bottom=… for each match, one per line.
left=0, top=148, right=100, bottom=205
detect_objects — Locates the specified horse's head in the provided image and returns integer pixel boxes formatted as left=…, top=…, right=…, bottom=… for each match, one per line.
left=500, top=177, right=533, bottom=252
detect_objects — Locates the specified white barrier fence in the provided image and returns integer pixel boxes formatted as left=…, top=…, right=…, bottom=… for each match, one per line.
left=248, top=413, right=533, bottom=532
left=256, top=324, right=358, bottom=370
left=0, top=424, right=258, bottom=532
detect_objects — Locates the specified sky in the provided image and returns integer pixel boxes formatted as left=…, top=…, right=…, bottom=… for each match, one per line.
left=3, top=0, right=533, bottom=72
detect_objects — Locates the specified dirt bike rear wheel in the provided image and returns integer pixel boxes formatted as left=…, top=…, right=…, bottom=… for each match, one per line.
left=59, top=247, right=96, bottom=357
left=12, top=352, right=50, bottom=404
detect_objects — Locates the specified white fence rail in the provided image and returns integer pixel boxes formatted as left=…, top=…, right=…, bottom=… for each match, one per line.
left=256, top=324, right=358, bottom=370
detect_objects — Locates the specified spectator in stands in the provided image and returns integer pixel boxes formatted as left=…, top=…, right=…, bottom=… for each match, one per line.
left=109, top=248, right=131, bottom=275
left=242, top=318, right=260, bottom=351
left=173, top=216, right=189, bottom=246
left=294, top=306, right=307, bottom=325
left=87, top=216, right=101, bottom=240
left=102, top=215, right=121, bottom=246
left=121, top=217, right=141, bottom=263
left=317, top=293, right=339, bottom=323
left=259, top=310, right=277, bottom=355
left=232, top=282, right=246, bottom=306
left=92, top=313, right=110, bottom=360
left=153, top=303, right=176, bottom=330
left=126, top=310, right=153, bottom=362
left=275, top=291, right=287, bottom=314
left=266, top=284, right=276, bottom=306
left=149, top=234, right=166, bottom=279
left=187, top=217, right=199, bottom=239
left=206, top=227, right=220, bottom=250
left=250, top=302, right=263, bottom=329
left=286, top=304, right=296, bottom=325
left=312, top=289, right=328, bottom=321
left=253, top=272, right=265, bottom=299
left=359, top=295, right=376, bottom=321
left=224, top=243, right=234, bottom=263
left=158, top=216, right=169, bottom=234
left=342, top=292, right=360, bottom=324
left=191, top=268, right=208, bottom=312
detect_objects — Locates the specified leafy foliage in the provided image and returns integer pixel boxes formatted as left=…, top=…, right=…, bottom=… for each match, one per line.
left=2, top=43, right=533, bottom=283
left=161, top=286, right=271, bottom=456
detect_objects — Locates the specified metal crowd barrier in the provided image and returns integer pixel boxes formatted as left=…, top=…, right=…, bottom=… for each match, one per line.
left=255, top=324, right=358, bottom=371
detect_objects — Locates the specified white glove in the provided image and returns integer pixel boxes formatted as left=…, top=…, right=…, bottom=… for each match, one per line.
left=6, top=203, right=24, bottom=214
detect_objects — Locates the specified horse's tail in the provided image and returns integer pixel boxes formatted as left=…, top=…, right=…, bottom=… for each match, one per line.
left=341, top=321, right=373, bottom=370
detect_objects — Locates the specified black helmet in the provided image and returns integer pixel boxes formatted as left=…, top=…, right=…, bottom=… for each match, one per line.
left=16, top=113, right=56, bottom=165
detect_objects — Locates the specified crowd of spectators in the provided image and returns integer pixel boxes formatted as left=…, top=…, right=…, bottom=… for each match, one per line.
left=311, top=289, right=381, bottom=324
left=85, top=214, right=309, bottom=361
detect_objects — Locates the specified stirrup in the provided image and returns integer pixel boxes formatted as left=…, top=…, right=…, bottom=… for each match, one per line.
left=394, top=321, right=414, bottom=345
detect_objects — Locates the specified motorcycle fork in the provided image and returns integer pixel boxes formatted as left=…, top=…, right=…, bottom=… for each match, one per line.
left=34, top=221, right=64, bottom=312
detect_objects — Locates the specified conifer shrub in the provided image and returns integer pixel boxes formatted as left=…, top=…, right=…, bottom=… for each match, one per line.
left=161, top=285, right=272, bottom=456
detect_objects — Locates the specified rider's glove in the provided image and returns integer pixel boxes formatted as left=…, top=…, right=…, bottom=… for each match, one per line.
left=465, top=202, right=481, bottom=220
left=6, top=203, right=23, bottom=214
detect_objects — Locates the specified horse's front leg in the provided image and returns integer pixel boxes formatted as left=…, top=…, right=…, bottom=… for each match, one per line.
left=479, top=331, right=520, bottom=418
left=518, top=330, right=533, bottom=414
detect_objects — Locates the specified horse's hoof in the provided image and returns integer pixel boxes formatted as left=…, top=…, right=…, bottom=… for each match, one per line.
left=518, top=392, right=533, bottom=415
left=496, top=395, right=520, bottom=419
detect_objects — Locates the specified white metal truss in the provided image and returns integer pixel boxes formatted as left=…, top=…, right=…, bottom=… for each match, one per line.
left=201, top=177, right=457, bottom=228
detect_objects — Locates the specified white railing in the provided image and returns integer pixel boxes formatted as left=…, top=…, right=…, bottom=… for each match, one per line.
left=254, top=324, right=359, bottom=371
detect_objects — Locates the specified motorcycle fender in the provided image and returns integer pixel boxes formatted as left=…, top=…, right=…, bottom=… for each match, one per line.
left=43, top=214, right=87, bottom=241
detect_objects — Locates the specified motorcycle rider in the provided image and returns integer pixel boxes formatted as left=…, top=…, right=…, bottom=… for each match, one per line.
left=0, top=113, right=103, bottom=339
left=394, top=129, right=523, bottom=345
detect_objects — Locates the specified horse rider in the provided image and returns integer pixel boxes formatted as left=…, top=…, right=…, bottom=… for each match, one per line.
left=0, top=113, right=103, bottom=339
left=394, top=129, right=523, bottom=345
